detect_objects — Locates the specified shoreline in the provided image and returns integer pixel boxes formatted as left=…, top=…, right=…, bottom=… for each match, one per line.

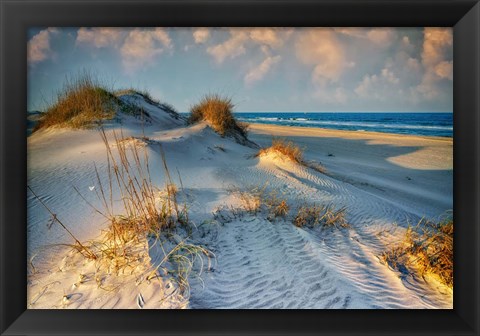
left=245, top=122, right=453, bottom=141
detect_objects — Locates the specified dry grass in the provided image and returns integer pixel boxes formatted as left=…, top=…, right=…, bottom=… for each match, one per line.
left=228, top=186, right=265, bottom=214
left=272, top=200, right=289, bottom=218
left=228, top=186, right=348, bottom=230
left=34, top=72, right=120, bottom=131
left=258, top=138, right=327, bottom=174
left=294, top=203, right=349, bottom=229
left=380, top=217, right=453, bottom=288
left=259, top=138, right=304, bottom=163
left=189, top=94, right=246, bottom=137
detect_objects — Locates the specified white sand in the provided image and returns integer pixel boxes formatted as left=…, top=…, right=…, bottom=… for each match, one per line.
left=27, top=100, right=453, bottom=309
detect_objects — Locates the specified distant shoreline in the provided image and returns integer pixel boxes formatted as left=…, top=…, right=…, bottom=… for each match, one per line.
left=231, top=112, right=453, bottom=138
left=246, top=122, right=453, bottom=141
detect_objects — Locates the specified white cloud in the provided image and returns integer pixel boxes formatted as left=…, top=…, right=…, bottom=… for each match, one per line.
left=417, top=27, right=453, bottom=98
left=366, top=28, right=396, bottom=46
left=435, top=61, right=453, bottom=80
left=205, top=28, right=289, bottom=63
left=295, top=29, right=345, bottom=86
left=193, top=28, right=210, bottom=44
left=381, top=67, right=399, bottom=84
left=355, top=66, right=400, bottom=100
left=244, top=55, right=281, bottom=86
left=76, top=28, right=123, bottom=47
left=335, top=27, right=396, bottom=47
left=27, top=28, right=59, bottom=64
left=334, top=28, right=365, bottom=39
left=120, top=28, right=172, bottom=71
left=313, top=87, right=348, bottom=105
left=249, top=28, right=283, bottom=48
left=207, top=30, right=249, bottom=63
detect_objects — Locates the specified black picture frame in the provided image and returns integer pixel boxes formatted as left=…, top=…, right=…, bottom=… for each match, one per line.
left=1, top=0, right=479, bottom=335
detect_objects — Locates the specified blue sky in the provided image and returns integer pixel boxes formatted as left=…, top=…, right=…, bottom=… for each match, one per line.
left=27, top=27, right=453, bottom=113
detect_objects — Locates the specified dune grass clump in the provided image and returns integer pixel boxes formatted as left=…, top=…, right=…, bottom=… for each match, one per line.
left=380, top=218, right=453, bottom=288
left=34, top=72, right=120, bottom=131
left=294, top=204, right=348, bottom=229
left=229, top=186, right=265, bottom=214
left=259, top=138, right=304, bottom=163
left=258, top=138, right=327, bottom=173
left=189, top=94, right=247, bottom=137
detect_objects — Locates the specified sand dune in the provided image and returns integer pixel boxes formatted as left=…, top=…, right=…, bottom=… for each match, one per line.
left=27, top=100, right=453, bottom=309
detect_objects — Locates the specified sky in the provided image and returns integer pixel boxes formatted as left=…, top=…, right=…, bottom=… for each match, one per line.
left=27, top=27, right=453, bottom=113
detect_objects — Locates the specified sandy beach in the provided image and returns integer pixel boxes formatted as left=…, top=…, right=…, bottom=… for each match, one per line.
left=26, top=94, right=453, bottom=309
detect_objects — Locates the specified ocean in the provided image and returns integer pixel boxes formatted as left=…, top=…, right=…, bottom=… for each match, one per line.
left=234, top=112, right=453, bottom=138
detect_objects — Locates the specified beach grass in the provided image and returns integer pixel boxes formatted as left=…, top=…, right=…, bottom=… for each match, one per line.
left=294, top=203, right=349, bottom=229
left=189, top=94, right=247, bottom=137
left=34, top=72, right=120, bottom=131
left=380, top=217, right=453, bottom=287
left=257, top=138, right=327, bottom=173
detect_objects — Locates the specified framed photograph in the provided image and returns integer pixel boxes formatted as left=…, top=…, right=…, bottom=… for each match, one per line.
left=1, top=0, right=479, bottom=335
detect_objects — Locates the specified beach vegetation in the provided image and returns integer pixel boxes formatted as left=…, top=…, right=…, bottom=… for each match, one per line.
left=380, top=217, right=453, bottom=288
left=294, top=204, right=349, bottom=229
left=188, top=94, right=247, bottom=137
left=259, top=138, right=304, bottom=163
left=257, top=138, right=327, bottom=174
left=34, top=72, right=121, bottom=131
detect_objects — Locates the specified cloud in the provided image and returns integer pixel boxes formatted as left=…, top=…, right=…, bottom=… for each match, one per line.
left=249, top=28, right=283, bottom=48
left=205, top=28, right=289, bottom=63
left=417, top=27, right=453, bottom=98
left=295, top=29, right=345, bottom=86
left=421, top=27, right=452, bottom=67
left=313, top=87, right=348, bottom=105
left=207, top=30, right=249, bottom=63
left=120, top=28, right=172, bottom=71
left=335, top=27, right=396, bottom=47
left=193, top=28, right=210, bottom=44
left=244, top=55, right=281, bottom=86
left=334, top=28, right=366, bottom=39
left=355, top=66, right=400, bottom=100
left=366, top=28, right=396, bottom=46
left=27, top=28, right=59, bottom=64
left=76, top=27, right=123, bottom=47
left=435, top=61, right=453, bottom=80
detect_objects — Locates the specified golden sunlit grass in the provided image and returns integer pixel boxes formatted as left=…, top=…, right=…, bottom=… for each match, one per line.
left=259, top=138, right=304, bottom=163
left=228, top=186, right=348, bottom=229
left=294, top=203, right=349, bottom=229
left=257, top=138, right=327, bottom=173
left=189, top=94, right=248, bottom=137
left=380, top=217, right=453, bottom=288
left=34, top=72, right=120, bottom=131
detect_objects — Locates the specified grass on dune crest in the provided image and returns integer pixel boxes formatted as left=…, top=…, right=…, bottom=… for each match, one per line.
left=258, top=138, right=304, bottom=163
left=33, top=72, right=179, bottom=132
left=34, top=72, right=120, bottom=131
left=28, top=128, right=211, bottom=303
left=257, top=138, right=327, bottom=173
left=188, top=94, right=248, bottom=137
left=380, top=216, right=453, bottom=288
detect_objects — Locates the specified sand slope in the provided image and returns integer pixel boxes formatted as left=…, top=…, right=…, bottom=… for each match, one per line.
left=27, top=105, right=453, bottom=309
